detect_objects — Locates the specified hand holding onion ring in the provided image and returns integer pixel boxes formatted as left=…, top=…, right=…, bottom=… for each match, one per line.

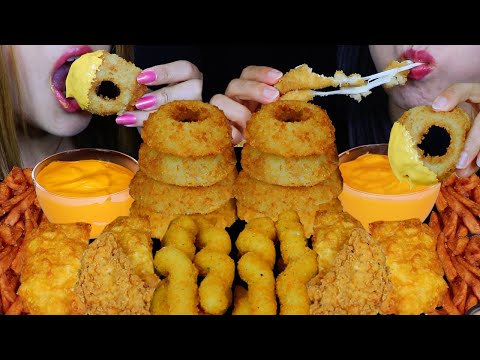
left=431, top=83, right=480, bottom=178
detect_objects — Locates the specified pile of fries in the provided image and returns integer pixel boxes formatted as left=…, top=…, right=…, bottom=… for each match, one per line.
left=0, top=167, right=45, bottom=315
left=429, top=173, right=480, bottom=315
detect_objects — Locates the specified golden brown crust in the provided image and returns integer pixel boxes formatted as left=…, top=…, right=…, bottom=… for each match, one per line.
left=241, top=143, right=338, bottom=186
left=274, top=64, right=336, bottom=94
left=245, top=101, right=336, bottom=157
left=399, top=105, right=471, bottom=181
left=142, top=100, right=233, bottom=157
left=138, top=143, right=236, bottom=187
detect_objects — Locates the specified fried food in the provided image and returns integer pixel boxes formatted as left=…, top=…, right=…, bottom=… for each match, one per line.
left=161, top=215, right=198, bottom=260
left=76, top=232, right=154, bottom=315
left=17, top=222, right=91, bottom=315
left=138, top=143, right=236, bottom=187
left=66, top=50, right=147, bottom=116
left=153, top=246, right=199, bottom=315
left=241, top=143, right=339, bottom=186
left=194, top=224, right=235, bottom=315
left=275, top=211, right=318, bottom=314
left=308, top=228, right=390, bottom=315
left=142, top=100, right=233, bottom=157
left=274, top=64, right=337, bottom=94
left=236, top=198, right=342, bottom=239
left=390, top=105, right=471, bottom=183
left=234, top=170, right=342, bottom=215
left=312, top=209, right=363, bottom=277
left=102, top=215, right=159, bottom=287
left=233, top=217, right=277, bottom=315
left=245, top=101, right=336, bottom=157
left=279, top=89, right=315, bottom=102
left=130, top=168, right=236, bottom=215
left=369, top=219, right=448, bottom=315
left=382, top=60, right=411, bottom=88
left=130, top=199, right=237, bottom=240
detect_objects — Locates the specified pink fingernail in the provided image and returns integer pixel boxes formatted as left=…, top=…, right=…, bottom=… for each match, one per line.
left=263, top=87, right=279, bottom=100
left=137, top=70, right=157, bottom=84
left=116, top=113, right=136, bottom=125
left=135, top=95, right=157, bottom=110
left=268, top=69, right=283, bottom=80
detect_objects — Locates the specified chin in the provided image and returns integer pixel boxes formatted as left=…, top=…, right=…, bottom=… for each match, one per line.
left=46, top=112, right=92, bottom=137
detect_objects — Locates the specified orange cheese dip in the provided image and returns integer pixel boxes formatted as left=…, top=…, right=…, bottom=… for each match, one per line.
left=339, top=153, right=427, bottom=195
left=36, top=160, right=135, bottom=197
left=35, top=160, right=135, bottom=238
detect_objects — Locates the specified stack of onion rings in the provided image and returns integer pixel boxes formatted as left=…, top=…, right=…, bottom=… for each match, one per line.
left=131, top=100, right=237, bottom=239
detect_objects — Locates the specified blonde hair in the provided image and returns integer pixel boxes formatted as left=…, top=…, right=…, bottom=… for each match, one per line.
left=0, top=45, right=136, bottom=178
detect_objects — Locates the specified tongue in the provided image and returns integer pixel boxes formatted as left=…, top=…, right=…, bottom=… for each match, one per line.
left=52, top=62, right=72, bottom=94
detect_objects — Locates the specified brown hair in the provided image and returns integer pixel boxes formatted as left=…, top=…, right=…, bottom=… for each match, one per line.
left=0, top=45, right=139, bottom=178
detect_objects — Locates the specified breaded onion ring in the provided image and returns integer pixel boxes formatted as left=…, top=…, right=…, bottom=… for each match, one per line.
left=279, top=90, right=315, bottom=102
left=233, top=170, right=342, bottom=215
left=236, top=198, right=342, bottom=238
left=142, top=100, right=233, bottom=157
left=130, top=199, right=237, bottom=240
left=138, top=143, right=236, bottom=187
left=397, top=105, right=471, bottom=181
left=66, top=50, right=147, bottom=116
left=245, top=101, right=336, bottom=157
left=241, top=143, right=338, bottom=186
left=130, top=168, right=236, bottom=215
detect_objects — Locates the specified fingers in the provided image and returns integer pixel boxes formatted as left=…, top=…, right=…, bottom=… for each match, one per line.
left=455, top=111, right=480, bottom=177
left=134, top=79, right=203, bottom=111
left=115, top=110, right=155, bottom=128
left=210, top=94, right=252, bottom=133
left=432, top=83, right=480, bottom=111
left=225, top=79, right=280, bottom=105
left=137, top=60, right=203, bottom=86
left=239, top=66, right=283, bottom=85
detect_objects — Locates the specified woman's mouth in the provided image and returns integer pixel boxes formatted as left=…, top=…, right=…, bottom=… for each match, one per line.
left=51, top=46, right=93, bottom=113
left=401, top=49, right=436, bottom=81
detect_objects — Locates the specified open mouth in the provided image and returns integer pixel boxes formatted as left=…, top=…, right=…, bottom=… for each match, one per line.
left=401, top=49, right=436, bottom=81
left=51, top=46, right=93, bottom=113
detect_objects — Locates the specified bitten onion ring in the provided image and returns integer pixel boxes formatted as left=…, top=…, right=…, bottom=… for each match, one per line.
left=142, top=100, right=233, bottom=157
left=245, top=101, right=336, bottom=157
left=398, top=105, right=471, bottom=181
left=138, top=143, right=236, bottom=187
left=66, top=50, right=147, bottom=116
left=241, top=143, right=339, bottom=186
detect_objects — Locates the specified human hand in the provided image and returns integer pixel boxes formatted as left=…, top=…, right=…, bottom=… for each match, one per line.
left=115, top=60, right=203, bottom=128
left=432, top=83, right=480, bottom=178
left=210, top=66, right=282, bottom=145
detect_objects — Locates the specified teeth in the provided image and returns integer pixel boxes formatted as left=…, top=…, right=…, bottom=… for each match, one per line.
left=66, top=56, right=80, bottom=62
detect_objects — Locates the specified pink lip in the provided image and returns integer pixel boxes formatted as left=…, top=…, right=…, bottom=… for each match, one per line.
left=50, top=45, right=93, bottom=113
left=401, top=49, right=436, bottom=81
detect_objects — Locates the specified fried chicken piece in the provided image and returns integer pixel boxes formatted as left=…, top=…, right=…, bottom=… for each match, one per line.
left=312, top=210, right=363, bottom=277
left=308, top=228, right=390, bottom=315
left=17, top=222, right=91, bottom=315
left=102, top=215, right=159, bottom=287
left=75, top=232, right=155, bottom=315
left=369, top=219, right=448, bottom=315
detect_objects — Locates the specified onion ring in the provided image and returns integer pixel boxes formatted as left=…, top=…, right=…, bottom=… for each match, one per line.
left=138, top=143, right=236, bottom=187
left=236, top=198, right=342, bottom=239
left=245, top=101, right=336, bottom=157
left=130, top=199, right=237, bottom=240
left=398, top=105, right=471, bottom=181
left=142, top=100, right=233, bottom=157
left=76, top=50, right=147, bottom=115
left=274, top=64, right=337, bottom=94
left=241, top=143, right=338, bottom=186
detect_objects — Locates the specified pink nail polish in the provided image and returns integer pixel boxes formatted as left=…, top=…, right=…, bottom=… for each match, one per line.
left=135, top=95, right=157, bottom=110
left=116, top=113, right=136, bottom=125
left=137, top=70, right=157, bottom=84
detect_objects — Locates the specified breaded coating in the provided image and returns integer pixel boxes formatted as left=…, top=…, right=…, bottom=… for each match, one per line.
left=369, top=219, right=448, bottom=315
left=308, top=228, right=390, bottom=315
left=279, top=90, right=315, bottom=102
left=17, top=222, right=90, bottom=315
left=102, top=215, right=158, bottom=287
left=383, top=60, right=411, bottom=88
left=275, top=64, right=337, bottom=94
left=312, top=210, right=363, bottom=277
left=76, top=232, right=155, bottom=315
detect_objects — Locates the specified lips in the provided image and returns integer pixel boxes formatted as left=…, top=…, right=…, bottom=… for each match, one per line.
left=401, top=49, right=436, bottom=81
left=51, top=45, right=93, bottom=113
